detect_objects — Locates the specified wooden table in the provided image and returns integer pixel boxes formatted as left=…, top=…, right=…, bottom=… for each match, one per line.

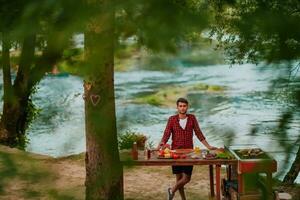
left=121, top=150, right=237, bottom=200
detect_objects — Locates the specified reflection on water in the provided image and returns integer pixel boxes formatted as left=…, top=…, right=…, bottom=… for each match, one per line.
left=0, top=63, right=299, bottom=182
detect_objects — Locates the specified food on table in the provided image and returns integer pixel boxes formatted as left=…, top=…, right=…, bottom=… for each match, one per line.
left=158, top=149, right=165, bottom=157
left=157, top=147, right=172, bottom=158
left=204, top=152, right=216, bottom=159
left=164, top=153, right=171, bottom=158
left=164, top=147, right=171, bottom=154
left=235, top=148, right=267, bottom=159
left=216, top=152, right=233, bottom=159
left=194, top=146, right=201, bottom=154
left=172, top=153, right=180, bottom=159
left=157, top=148, right=191, bottom=159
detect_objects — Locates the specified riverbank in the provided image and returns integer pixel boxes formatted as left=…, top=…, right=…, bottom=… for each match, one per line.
left=0, top=145, right=299, bottom=200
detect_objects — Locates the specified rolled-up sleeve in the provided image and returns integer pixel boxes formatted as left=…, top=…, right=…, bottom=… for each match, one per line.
left=193, top=115, right=206, bottom=141
left=161, top=117, right=173, bottom=144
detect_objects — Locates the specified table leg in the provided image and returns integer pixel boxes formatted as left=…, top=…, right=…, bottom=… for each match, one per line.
left=227, top=165, right=232, bottom=180
left=215, top=164, right=221, bottom=200
left=209, top=165, right=215, bottom=198
left=266, top=173, right=273, bottom=200
left=238, top=174, right=243, bottom=194
left=120, top=165, right=124, bottom=199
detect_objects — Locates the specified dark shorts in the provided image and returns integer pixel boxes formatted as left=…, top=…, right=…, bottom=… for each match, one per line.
left=172, top=165, right=193, bottom=175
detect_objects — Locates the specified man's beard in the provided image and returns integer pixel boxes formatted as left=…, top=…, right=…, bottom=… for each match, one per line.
left=179, top=110, right=187, bottom=114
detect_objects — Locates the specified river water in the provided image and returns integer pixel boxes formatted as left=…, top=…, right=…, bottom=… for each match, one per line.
left=0, top=63, right=299, bottom=182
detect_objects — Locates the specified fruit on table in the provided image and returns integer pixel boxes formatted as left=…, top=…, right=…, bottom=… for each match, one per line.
left=194, top=146, right=201, bottom=154
left=164, top=147, right=171, bottom=154
left=172, top=154, right=180, bottom=159
left=164, top=153, right=171, bottom=158
left=158, top=148, right=186, bottom=159
left=159, top=149, right=164, bottom=155
left=158, top=148, right=174, bottom=158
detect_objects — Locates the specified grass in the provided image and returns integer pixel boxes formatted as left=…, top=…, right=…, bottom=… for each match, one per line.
left=0, top=145, right=84, bottom=200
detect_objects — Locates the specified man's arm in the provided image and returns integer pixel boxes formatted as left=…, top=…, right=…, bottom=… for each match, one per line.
left=157, top=117, right=172, bottom=149
left=193, top=115, right=217, bottom=150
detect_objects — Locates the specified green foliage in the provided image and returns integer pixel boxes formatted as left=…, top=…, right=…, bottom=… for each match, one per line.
left=209, top=0, right=300, bottom=64
left=59, top=48, right=84, bottom=75
left=25, top=86, right=40, bottom=130
left=62, top=48, right=82, bottom=62
left=118, top=130, right=149, bottom=150
left=115, top=0, right=211, bottom=54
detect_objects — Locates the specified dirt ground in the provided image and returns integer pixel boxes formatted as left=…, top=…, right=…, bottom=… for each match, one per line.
left=0, top=145, right=299, bottom=200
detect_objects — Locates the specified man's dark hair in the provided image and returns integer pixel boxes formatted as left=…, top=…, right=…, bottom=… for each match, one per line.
left=176, top=97, right=189, bottom=105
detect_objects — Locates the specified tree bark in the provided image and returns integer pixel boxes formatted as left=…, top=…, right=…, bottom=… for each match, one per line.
left=84, top=1, right=123, bottom=199
left=0, top=32, right=15, bottom=145
left=283, top=145, right=300, bottom=185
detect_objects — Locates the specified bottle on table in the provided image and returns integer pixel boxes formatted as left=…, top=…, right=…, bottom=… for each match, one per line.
left=144, top=143, right=151, bottom=160
left=132, top=141, right=138, bottom=160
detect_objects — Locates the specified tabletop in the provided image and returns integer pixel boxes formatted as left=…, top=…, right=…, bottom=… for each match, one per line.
left=120, top=149, right=237, bottom=166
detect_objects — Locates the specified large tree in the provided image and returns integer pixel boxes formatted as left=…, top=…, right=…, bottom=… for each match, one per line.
left=83, top=0, right=123, bottom=199
left=83, top=0, right=210, bottom=199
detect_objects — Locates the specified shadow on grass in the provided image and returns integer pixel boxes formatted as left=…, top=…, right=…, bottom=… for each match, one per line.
left=0, top=148, right=82, bottom=199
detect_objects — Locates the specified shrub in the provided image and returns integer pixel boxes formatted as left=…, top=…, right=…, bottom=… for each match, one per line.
left=118, top=130, right=150, bottom=150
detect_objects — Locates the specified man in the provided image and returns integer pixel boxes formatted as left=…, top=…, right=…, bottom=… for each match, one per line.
left=157, top=97, right=218, bottom=200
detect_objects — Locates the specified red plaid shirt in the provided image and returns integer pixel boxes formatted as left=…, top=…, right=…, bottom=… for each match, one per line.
left=161, top=114, right=206, bottom=150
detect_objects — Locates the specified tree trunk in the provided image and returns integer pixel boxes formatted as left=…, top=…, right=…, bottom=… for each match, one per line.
left=0, top=32, right=16, bottom=145
left=283, top=145, right=300, bottom=185
left=12, top=34, right=36, bottom=139
left=84, top=1, right=123, bottom=199
left=0, top=32, right=65, bottom=148
left=0, top=33, right=36, bottom=148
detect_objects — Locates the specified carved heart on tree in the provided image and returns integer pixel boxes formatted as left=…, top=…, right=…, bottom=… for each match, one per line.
left=84, top=82, right=92, bottom=91
left=90, top=94, right=101, bottom=106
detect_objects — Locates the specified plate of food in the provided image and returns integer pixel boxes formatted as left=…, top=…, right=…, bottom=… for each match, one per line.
left=204, top=152, right=217, bottom=160
left=172, top=149, right=194, bottom=154
left=234, top=148, right=268, bottom=159
left=157, top=148, right=188, bottom=159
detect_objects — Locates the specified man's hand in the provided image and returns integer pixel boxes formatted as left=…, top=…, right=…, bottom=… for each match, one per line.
left=202, top=139, right=218, bottom=150
left=156, top=141, right=164, bottom=150
left=208, top=145, right=218, bottom=150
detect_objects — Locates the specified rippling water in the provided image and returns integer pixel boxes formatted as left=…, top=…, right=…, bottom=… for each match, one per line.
left=0, top=63, right=299, bottom=182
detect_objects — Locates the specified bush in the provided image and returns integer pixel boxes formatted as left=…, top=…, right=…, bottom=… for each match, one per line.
left=118, top=130, right=150, bottom=150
